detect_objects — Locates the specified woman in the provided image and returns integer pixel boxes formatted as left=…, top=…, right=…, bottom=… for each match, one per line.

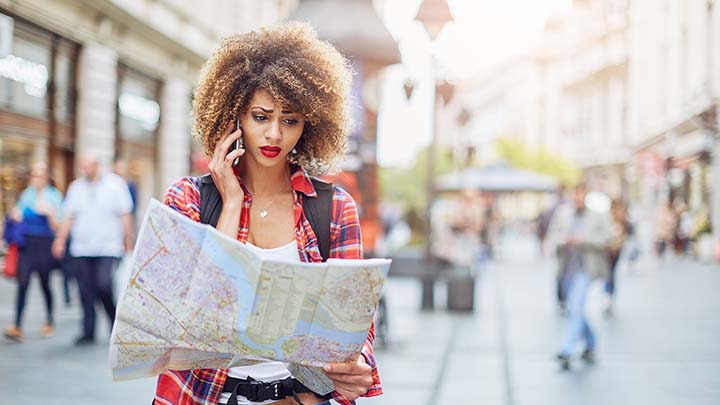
left=4, top=162, right=63, bottom=341
left=154, top=23, right=381, bottom=405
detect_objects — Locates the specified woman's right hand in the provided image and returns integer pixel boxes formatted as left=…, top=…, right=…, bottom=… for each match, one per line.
left=208, top=121, right=245, bottom=205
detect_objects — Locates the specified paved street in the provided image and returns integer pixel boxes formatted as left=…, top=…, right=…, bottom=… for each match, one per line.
left=373, top=235, right=720, bottom=405
left=1, top=234, right=720, bottom=405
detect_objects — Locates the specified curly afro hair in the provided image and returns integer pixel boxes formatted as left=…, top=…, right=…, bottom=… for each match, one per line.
left=192, top=22, right=353, bottom=175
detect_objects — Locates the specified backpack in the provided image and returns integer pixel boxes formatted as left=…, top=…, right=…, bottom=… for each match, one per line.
left=197, top=174, right=334, bottom=262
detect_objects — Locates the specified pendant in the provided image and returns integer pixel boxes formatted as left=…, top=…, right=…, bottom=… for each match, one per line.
left=259, top=210, right=269, bottom=218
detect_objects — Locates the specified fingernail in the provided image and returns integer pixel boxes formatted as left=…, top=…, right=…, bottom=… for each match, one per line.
left=323, top=365, right=331, bottom=372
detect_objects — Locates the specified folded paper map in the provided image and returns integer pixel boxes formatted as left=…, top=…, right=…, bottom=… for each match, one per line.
left=109, top=199, right=390, bottom=394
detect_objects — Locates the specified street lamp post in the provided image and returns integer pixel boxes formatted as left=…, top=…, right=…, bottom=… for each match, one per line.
left=415, top=0, right=453, bottom=310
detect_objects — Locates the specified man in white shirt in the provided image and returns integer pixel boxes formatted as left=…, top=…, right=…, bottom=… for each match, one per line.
left=52, top=154, right=134, bottom=345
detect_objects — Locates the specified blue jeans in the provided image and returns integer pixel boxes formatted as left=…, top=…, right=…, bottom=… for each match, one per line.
left=560, top=272, right=595, bottom=355
left=604, top=253, right=620, bottom=296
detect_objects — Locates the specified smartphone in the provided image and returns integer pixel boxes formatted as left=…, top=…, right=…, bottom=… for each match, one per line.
left=230, top=116, right=242, bottom=166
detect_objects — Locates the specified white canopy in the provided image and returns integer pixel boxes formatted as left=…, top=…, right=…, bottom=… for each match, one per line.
left=437, top=163, right=558, bottom=192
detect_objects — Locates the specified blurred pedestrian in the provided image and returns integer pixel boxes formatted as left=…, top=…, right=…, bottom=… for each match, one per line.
left=604, top=199, right=631, bottom=317
left=113, top=158, right=139, bottom=218
left=548, top=182, right=611, bottom=370
left=675, top=202, right=692, bottom=256
left=480, top=192, right=499, bottom=260
left=446, top=189, right=483, bottom=267
left=654, top=201, right=677, bottom=259
left=3, top=162, right=63, bottom=342
left=52, top=154, right=134, bottom=345
left=537, top=185, right=566, bottom=310
left=538, top=185, right=566, bottom=257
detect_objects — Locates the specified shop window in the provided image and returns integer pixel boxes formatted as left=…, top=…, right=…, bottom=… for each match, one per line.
left=116, top=64, right=161, bottom=219
left=0, top=19, right=51, bottom=118
left=118, top=66, right=160, bottom=145
left=0, top=138, right=35, bottom=230
left=0, top=12, right=78, bottom=228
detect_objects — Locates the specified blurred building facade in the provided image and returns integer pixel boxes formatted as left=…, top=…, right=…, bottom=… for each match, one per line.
left=448, top=0, right=720, bottom=260
left=0, top=0, right=295, bottom=222
left=546, top=0, right=629, bottom=198
left=442, top=57, right=542, bottom=164
left=627, top=0, right=720, bottom=260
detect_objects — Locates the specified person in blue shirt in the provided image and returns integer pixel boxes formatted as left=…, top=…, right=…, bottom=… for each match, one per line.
left=113, top=158, right=138, bottom=218
left=3, top=162, right=63, bottom=342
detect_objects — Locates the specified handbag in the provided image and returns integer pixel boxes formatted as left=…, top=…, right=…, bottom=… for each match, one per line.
left=3, top=214, right=25, bottom=248
left=3, top=243, right=19, bottom=278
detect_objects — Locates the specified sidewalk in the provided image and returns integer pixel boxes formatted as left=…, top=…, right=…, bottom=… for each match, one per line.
left=372, top=234, right=720, bottom=405
left=1, top=234, right=719, bottom=404
left=0, top=273, right=155, bottom=404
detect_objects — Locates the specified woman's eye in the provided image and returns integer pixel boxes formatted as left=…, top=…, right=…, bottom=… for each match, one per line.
left=253, top=115, right=267, bottom=121
left=284, top=118, right=299, bottom=125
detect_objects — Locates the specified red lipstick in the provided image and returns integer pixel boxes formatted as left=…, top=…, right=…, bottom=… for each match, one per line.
left=260, top=145, right=282, bottom=158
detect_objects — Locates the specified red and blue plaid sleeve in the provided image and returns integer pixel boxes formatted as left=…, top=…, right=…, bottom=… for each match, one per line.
left=163, top=176, right=201, bottom=222
left=329, top=187, right=383, bottom=404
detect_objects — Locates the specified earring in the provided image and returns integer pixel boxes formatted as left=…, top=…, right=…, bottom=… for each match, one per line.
left=287, top=148, right=298, bottom=162
left=239, top=136, right=244, bottom=149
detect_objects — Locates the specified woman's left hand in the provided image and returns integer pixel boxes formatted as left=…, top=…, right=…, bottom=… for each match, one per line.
left=323, top=355, right=372, bottom=401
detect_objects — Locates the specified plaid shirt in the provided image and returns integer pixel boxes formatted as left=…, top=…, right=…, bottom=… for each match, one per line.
left=154, top=165, right=382, bottom=405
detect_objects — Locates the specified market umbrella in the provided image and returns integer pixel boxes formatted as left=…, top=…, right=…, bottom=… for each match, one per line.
left=436, top=163, right=558, bottom=192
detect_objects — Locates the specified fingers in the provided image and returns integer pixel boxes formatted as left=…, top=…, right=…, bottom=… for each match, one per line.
left=325, top=371, right=372, bottom=385
left=225, top=148, right=245, bottom=165
left=332, top=382, right=368, bottom=401
left=324, top=360, right=372, bottom=401
left=216, top=126, right=243, bottom=161
left=208, top=128, right=243, bottom=175
left=324, top=362, right=371, bottom=375
left=213, top=121, right=236, bottom=156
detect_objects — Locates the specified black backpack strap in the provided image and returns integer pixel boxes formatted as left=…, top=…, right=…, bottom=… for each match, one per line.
left=303, top=178, right=334, bottom=262
left=198, top=174, right=223, bottom=227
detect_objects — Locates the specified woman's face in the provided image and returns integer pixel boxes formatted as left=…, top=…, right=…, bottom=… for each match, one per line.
left=239, top=88, right=305, bottom=170
left=29, top=166, right=48, bottom=189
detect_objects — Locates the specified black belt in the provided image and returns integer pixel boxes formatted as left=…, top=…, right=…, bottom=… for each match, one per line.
left=223, top=376, right=327, bottom=404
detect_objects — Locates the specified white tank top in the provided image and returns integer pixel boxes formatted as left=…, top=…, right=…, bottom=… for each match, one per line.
left=218, top=240, right=299, bottom=405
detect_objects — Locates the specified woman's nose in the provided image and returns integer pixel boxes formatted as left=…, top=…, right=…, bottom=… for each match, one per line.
left=266, top=119, right=282, bottom=140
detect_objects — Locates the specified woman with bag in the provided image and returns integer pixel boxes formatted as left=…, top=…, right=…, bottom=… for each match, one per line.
left=154, top=22, right=381, bottom=405
left=4, top=162, right=63, bottom=342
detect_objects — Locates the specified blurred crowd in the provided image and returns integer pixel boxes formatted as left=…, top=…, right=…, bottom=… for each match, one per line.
left=3, top=154, right=135, bottom=344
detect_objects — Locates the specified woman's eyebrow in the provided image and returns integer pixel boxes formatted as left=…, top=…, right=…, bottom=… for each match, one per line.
left=250, top=106, right=297, bottom=114
left=251, top=106, right=273, bottom=113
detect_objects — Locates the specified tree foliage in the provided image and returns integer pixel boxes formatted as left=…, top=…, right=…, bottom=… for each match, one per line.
left=379, top=145, right=456, bottom=212
left=494, top=137, right=581, bottom=185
